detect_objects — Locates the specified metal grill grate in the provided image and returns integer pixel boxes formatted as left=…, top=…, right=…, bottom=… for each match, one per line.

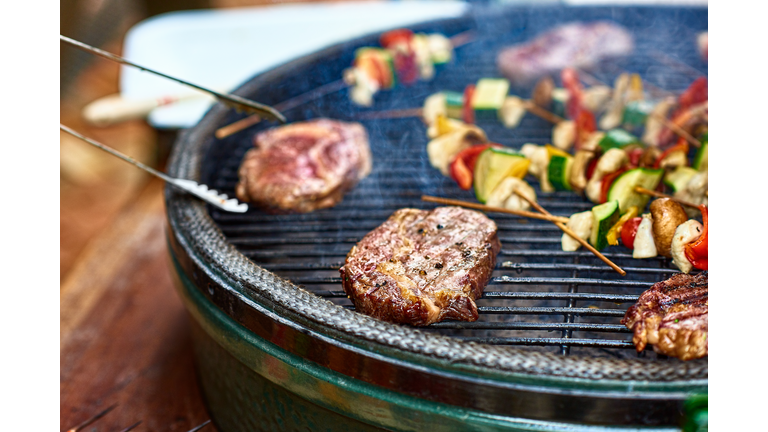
left=199, top=6, right=706, bottom=360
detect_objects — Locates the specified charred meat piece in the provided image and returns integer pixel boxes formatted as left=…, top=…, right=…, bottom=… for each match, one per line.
left=621, top=272, right=708, bottom=361
left=235, top=119, right=372, bottom=213
left=340, top=207, right=501, bottom=326
left=497, top=22, right=633, bottom=85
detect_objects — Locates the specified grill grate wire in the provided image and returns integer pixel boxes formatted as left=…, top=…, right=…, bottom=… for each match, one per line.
left=200, top=7, right=706, bottom=360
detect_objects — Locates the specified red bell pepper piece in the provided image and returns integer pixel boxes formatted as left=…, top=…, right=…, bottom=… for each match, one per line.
left=621, top=217, right=643, bottom=250
left=449, top=157, right=473, bottom=190
left=380, top=29, right=418, bottom=85
left=562, top=68, right=584, bottom=119
left=684, top=205, right=708, bottom=270
left=599, top=167, right=629, bottom=204
left=448, top=144, right=501, bottom=190
left=626, top=147, right=643, bottom=167
left=574, top=108, right=597, bottom=150
left=585, top=156, right=599, bottom=181
left=653, top=137, right=689, bottom=169
left=463, top=84, right=476, bottom=124
left=380, top=29, right=414, bottom=48
left=678, top=77, right=707, bottom=112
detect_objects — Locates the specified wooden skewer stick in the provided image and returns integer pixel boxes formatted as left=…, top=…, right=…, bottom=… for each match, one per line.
left=66, top=403, right=118, bottom=432
left=649, top=111, right=702, bottom=148
left=512, top=191, right=627, bottom=276
left=214, top=79, right=349, bottom=139
left=421, top=195, right=570, bottom=224
left=215, top=114, right=262, bottom=139
left=634, top=187, right=701, bottom=209
left=523, top=100, right=564, bottom=124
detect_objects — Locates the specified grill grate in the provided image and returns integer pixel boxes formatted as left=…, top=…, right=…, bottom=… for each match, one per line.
left=199, top=6, right=706, bottom=360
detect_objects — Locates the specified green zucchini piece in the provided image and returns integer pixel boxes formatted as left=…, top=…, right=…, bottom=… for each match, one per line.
left=474, top=147, right=529, bottom=203
left=444, top=91, right=464, bottom=119
left=590, top=200, right=620, bottom=251
left=599, top=129, right=640, bottom=152
left=693, top=139, right=708, bottom=171
left=607, top=168, right=664, bottom=214
left=548, top=154, right=573, bottom=191
left=664, top=166, right=698, bottom=192
left=472, top=78, right=510, bottom=119
left=551, top=88, right=568, bottom=118
left=622, top=100, right=656, bottom=127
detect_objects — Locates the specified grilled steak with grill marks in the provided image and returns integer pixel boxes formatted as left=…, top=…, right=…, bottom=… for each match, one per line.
left=621, top=271, right=708, bottom=361
left=235, top=119, right=371, bottom=213
left=340, top=207, right=501, bottom=326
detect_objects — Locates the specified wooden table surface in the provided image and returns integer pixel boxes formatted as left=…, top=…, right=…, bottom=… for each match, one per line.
left=60, top=27, right=218, bottom=431
left=60, top=178, right=218, bottom=432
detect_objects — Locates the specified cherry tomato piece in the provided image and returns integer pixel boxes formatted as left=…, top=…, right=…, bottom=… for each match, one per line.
left=621, top=217, right=643, bottom=249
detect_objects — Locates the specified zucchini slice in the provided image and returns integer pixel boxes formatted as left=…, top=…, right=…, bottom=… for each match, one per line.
left=607, top=168, right=664, bottom=214
left=693, top=138, right=708, bottom=171
left=664, top=166, right=698, bottom=192
left=590, top=200, right=621, bottom=251
left=472, top=78, right=510, bottom=120
left=598, top=129, right=640, bottom=152
left=548, top=154, right=573, bottom=191
left=474, top=147, right=530, bottom=203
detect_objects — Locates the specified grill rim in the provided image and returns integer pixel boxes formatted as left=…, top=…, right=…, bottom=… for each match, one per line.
left=164, top=6, right=707, bottom=425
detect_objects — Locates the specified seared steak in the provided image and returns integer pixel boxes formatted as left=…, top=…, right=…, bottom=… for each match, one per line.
left=235, top=119, right=372, bottom=213
left=621, top=272, right=708, bottom=361
left=496, top=22, right=633, bottom=85
left=340, top=207, right=501, bottom=326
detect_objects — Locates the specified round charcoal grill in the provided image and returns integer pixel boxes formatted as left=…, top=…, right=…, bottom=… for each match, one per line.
left=166, top=5, right=708, bottom=431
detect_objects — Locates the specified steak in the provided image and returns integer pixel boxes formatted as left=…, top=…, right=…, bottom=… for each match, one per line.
left=496, top=22, right=633, bottom=85
left=235, top=119, right=372, bottom=213
left=621, top=271, right=708, bottom=361
left=340, top=207, right=501, bottom=326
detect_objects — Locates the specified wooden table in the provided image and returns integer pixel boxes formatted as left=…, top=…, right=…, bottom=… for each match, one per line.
left=60, top=178, right=218, bottom=431
left=60, top=30, right=217, bottom=430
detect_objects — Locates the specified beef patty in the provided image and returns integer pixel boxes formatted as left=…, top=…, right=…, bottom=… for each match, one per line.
left=340, top=207, right=501, bottom=326
left=235, top=119, right=372, bottom=213
left=621, top=271, right=708, bottom=361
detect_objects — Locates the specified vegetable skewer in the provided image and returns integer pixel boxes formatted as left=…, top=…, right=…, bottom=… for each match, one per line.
left=512, top=190, right=627, bottom=276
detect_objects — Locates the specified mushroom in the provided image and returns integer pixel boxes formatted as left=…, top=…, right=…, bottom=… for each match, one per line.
left=633, top=214, right=658, bottom=259
left=486, top=177, right=537, bottom=212
left=422, top=92, right=447, bottom=126
left=521, top=144, right=554, bottom=192
left=561, top=210, right=593, bottom=252
left=585, top=148, right=628, bottom=203
left=670, top=219, right=703, bottom=274
left=552, top=120, right=576, bottom=151
left=650, top=198, right=689, bottom=257
left=500, top=96, right=527, bottom=129
left=427, top=126, right=486, bottom=175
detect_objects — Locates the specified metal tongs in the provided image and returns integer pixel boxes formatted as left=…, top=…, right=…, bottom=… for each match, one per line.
left=60, top=35, right=287, bottom=124
left=60, top=125, right=248, bottom=213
